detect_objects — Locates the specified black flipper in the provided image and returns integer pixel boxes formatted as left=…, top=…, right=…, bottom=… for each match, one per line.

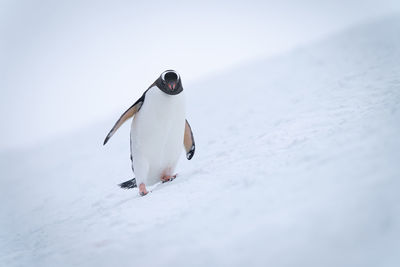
left=184, top=120, right=195, bottom=160
left=119, top=178, right=137, bottom=189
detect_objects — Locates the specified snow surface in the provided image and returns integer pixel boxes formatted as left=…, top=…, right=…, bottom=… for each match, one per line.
left=1, top=16, right=400, bottom=267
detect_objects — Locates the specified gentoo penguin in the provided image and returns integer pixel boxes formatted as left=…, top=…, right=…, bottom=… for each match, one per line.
left=103, top=70, right=195, bottom=196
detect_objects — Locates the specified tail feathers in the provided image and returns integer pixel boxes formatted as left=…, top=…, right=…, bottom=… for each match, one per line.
left=119, top=178, right=137, bottom=189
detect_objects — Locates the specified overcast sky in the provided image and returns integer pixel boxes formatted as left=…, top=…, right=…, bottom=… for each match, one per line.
left=1, top=0, right=399, bottom=150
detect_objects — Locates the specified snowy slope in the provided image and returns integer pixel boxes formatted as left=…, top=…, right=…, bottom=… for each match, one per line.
left=1, top=16, right=400, bottom=267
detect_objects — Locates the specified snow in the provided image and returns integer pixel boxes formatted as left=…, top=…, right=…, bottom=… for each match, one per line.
left=1, top=15, right=400, bottom=267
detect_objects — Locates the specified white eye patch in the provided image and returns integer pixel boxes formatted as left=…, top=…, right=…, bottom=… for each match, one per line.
left=161, top=70, right=180, bottom=81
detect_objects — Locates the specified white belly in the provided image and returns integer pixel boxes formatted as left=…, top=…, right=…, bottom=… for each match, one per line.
left=130, top=86, right=186, bottom=185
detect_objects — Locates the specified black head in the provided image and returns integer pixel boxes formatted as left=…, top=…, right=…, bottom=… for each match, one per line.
left=155, top=70, right=183, bottom=95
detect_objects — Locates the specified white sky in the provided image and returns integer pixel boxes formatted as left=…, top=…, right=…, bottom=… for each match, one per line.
left=1, top=0, right=399, bottom=149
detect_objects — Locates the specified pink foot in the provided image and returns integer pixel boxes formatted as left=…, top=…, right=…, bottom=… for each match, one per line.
left=139, top=183, right=148, bottom=196
left=161, top=174, right=177, bottom=183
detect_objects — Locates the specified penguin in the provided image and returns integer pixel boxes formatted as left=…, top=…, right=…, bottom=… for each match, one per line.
left=103, top=70, right=195, bottom=196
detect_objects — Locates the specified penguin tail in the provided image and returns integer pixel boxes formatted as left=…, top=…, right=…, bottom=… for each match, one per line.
left=119, top=178, right=137, bottom=189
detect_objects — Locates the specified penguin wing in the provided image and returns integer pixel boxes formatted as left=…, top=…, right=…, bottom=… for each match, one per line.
left=184, top=120, right=195, bottom=160
left=103, top=95, right=145, bottom=145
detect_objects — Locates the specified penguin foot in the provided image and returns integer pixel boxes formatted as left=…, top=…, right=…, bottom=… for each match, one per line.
left=139, top=183, right=149, bottom=196
left=161, top=174, right=177, bottom=183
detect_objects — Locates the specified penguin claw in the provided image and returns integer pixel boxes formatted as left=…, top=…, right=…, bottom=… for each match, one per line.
left=139, top=183, right=148, bottom=196
left=139, top=191, right=148, bottom=197
left=161, top=174, right=177, bottom=183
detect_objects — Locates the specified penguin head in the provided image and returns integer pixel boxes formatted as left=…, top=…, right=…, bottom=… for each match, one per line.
left=156, top=70, right=183, bottom=95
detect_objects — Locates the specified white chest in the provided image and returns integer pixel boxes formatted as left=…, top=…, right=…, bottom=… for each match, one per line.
left=137, top=86, right=185, bottom=130
left=130, top=86, right=186, bottom=184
